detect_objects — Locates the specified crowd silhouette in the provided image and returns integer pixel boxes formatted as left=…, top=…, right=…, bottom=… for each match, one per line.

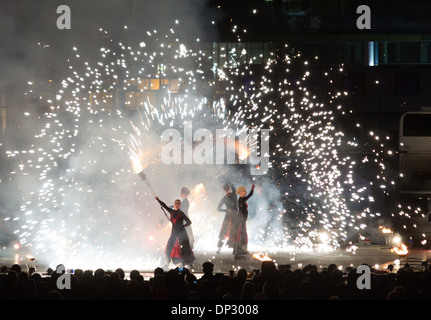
left=1, top=261, right=431, bottom=300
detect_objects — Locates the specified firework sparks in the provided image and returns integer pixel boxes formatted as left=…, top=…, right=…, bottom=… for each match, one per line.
left=3, top=15, right=423, bottom=271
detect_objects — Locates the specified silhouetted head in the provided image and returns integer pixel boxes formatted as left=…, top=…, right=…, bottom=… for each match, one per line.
left=180, top=187, right=190, bottom=198
left=223, top=183, right=231, bottom=193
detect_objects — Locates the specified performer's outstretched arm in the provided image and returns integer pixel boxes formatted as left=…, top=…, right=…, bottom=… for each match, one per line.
left=155, top=197, right=173, bottom=214
left=244, top=184, right=255, bottom=201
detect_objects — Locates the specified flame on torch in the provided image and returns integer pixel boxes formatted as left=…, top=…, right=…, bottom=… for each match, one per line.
left=130, top=151, right=144, bottom=173
left=127, top=122, right=161, bottom=174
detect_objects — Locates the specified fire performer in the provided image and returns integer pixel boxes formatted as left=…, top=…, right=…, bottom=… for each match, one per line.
left=216, top=182, right=238, bottom=253
left=234, top=184, right=255, bottom=259
left=180, top=187, right=194, bottom=249
left=155, top=196, right=195, bottom=268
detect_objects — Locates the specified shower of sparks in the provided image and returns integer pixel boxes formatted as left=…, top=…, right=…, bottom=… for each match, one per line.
left=2, top=19, right=426, bottom=270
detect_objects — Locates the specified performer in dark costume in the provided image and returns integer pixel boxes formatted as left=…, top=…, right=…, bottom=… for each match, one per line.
left=216, top=182, right=238, bottom=253
left=155, top=196, right=195, bottom=268
left=180, top=187, right=194, bottom=249
left=234, top=184, right=255, bottom=258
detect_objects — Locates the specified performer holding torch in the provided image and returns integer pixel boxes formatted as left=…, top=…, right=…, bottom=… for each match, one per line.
left=137, top=170, right=194, bottom=267
left=233, top=184, right=255, bottom=259
left=154, top=195, right=195, bottom=269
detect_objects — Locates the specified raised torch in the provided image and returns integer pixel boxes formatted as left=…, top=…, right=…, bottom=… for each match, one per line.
left=138, top=170, right=169, bottom=221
